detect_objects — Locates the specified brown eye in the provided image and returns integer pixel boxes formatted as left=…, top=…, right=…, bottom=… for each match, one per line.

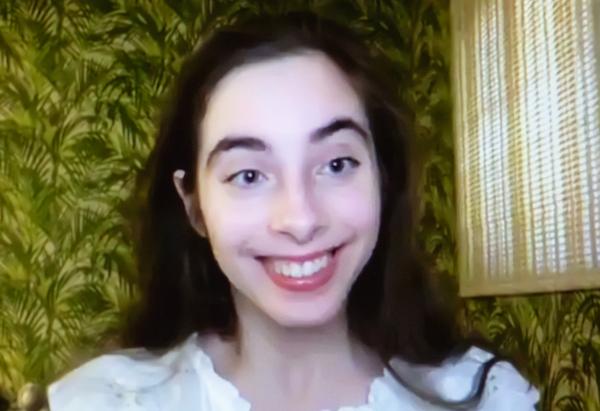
left=226, top=169, right=266, bottom=188
left=324, top=157, right=360, bottom=175
left=241, top=170, right=258, bottom=183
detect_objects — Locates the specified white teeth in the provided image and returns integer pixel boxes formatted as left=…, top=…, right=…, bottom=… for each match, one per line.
left=273, top=255, right=330, bottom=278
left=303, top=261, right=313, bottom=276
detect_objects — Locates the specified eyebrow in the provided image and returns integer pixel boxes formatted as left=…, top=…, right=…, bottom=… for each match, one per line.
left=205, top=117, right=369, bottom=168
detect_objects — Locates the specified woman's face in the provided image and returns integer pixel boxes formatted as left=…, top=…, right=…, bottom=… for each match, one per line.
left=195, top=51, right=381, bottom=327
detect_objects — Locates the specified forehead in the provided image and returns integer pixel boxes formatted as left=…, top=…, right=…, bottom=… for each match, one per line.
left=199, top=51, right=368, bottom=154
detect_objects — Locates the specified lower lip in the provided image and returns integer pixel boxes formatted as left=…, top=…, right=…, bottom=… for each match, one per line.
left=259, top=247, right=341, bottom=292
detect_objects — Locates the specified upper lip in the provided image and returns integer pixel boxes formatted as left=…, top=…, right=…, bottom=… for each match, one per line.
left=256, top=245, right=340, bottom=262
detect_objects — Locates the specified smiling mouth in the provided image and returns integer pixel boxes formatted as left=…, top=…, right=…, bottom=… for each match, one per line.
left=256, top=245, right=340, bottom=262
left=256, top=245, right=343, bottom=292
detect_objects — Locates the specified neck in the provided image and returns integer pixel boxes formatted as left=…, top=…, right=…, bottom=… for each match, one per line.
left=236, top=296, right=354, bottom=373
left=214, top=290, right=382, bottom=405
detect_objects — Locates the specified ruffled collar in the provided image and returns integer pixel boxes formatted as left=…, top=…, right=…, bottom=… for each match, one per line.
left=187, top=333, right=391, bottom=411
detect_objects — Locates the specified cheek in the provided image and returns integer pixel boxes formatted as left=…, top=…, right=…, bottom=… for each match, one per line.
left=331, top=191, right=379, bottom=224
left=322, top=174, right=381, bottom=231
left=199, top=186, right=269, bottom=248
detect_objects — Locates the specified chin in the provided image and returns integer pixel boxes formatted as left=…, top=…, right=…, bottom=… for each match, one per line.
left=264, top=299, right=346, bottom=328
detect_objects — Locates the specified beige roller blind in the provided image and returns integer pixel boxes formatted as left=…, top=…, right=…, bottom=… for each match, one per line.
left=451, top=0, right=600, bottom=296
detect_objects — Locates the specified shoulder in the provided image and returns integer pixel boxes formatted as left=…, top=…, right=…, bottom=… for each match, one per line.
left=441, top=347, right=539, bottom=410
left=47, top=335, right=202, bottom=411
left=384, top=347, right=539, bottom=410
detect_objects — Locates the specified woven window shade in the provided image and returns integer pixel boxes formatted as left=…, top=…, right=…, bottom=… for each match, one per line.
left=451, top=0, right=600, bottom=296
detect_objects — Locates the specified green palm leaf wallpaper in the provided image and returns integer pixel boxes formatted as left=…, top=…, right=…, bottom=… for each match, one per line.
left=0, top=1, right=598, bottom=409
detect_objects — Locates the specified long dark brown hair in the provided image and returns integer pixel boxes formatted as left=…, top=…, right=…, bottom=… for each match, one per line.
left=123, top=12, right=500, bottom=408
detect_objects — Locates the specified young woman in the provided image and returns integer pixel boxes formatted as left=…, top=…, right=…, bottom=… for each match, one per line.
left=48, top=12, right=539, bottom=411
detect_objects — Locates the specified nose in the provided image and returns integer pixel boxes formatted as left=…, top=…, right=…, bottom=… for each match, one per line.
left=269, top=182, right=325, bottom=245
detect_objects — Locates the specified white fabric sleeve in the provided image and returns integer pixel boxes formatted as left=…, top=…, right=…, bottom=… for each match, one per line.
left=47, top=353, right=173, bottom=411
left=387, top=346, right=539, bottom=410
left=433, top=347, right=539, bottom=410
left=475, top=359, right=539, bottom=411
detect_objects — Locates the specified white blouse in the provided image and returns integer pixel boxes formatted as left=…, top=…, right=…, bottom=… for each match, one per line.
left=48, top=333, right=539, bottom=411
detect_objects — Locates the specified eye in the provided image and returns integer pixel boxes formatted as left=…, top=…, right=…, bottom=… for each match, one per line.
left=321, top=157, right=361, bottom=176
left=225, top=169, right=266, bottom=188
